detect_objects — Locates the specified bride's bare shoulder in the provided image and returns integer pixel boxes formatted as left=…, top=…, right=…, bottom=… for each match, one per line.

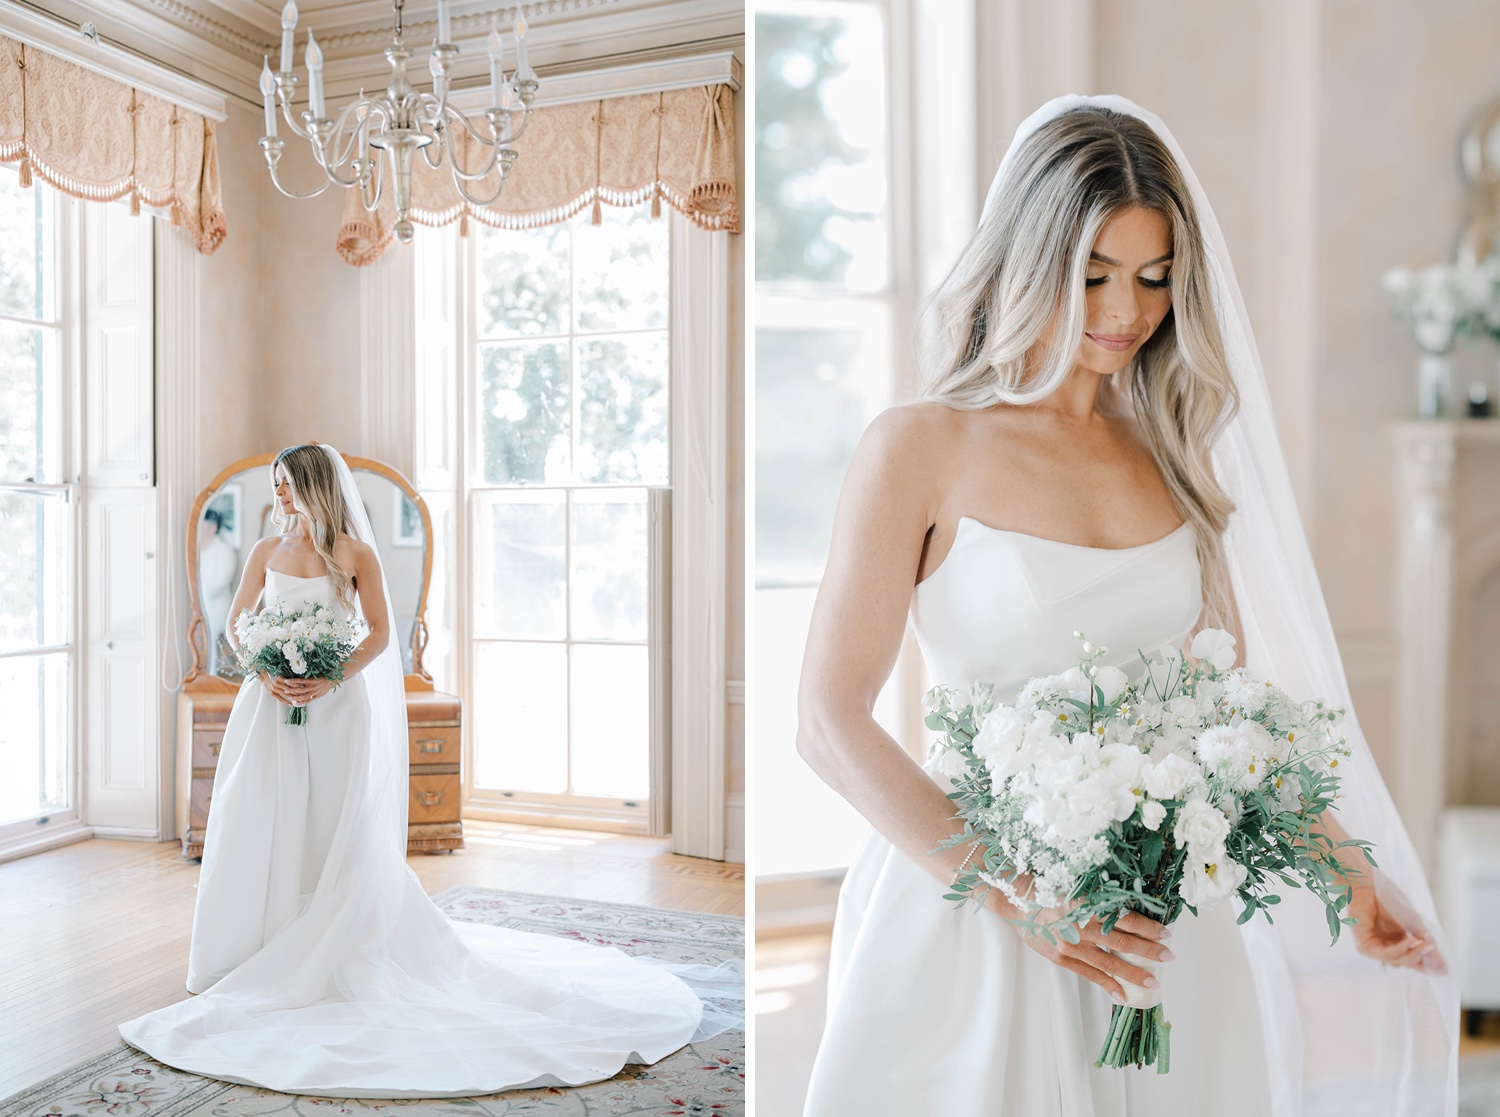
left=857, top=401, right=970, bottom=462
left=333, top=533, right=378, bottom=568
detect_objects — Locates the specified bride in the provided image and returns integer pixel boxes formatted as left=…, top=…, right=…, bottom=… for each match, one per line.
left=797, top=97, right=1459, bottom=1115
left=119, top=443, right=729, bottom=1098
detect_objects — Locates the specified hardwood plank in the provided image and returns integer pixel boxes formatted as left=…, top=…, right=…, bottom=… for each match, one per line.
left=0, top=821, right=743, bottom=1100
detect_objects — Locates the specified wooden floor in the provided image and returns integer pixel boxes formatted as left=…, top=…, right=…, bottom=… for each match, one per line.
left=0, top=821, right=744, bottom=1101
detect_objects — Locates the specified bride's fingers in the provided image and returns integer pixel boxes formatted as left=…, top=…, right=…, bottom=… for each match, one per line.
left=1064, top=941, right=1159, bottom=991
left=1091, top=926, right=1175, bottom=964
left=1113, top=911, right=1171, bottom=942
left=1047, top=950, right=1127, bottom=1003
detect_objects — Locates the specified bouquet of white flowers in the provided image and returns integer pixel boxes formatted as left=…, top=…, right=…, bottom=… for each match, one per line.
left=927, top=629, right=1373, bottom=1073
left=234, top=602, right=366, bottom=725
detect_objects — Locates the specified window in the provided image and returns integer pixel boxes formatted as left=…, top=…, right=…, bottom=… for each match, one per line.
left=465, top=204, right=670, bottom=824
left=0, top=166, right=71, bottom=838
left=755, top=0, right=913, bottom=878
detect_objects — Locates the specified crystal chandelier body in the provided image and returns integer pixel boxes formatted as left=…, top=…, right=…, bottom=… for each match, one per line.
left=258, top=0, right=539, bottom=243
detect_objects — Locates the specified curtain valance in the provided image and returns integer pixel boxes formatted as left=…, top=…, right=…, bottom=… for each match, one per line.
left=0, top=35, right=225, bottom=254
left=337, top=82, right=737, bottom=266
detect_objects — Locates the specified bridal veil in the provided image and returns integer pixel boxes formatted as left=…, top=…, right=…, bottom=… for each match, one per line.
left=981, top=96, right=1459, bottom=1116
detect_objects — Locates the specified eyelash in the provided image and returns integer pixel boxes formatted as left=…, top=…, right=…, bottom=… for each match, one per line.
left=1085, top=275, right=1172, bottom=289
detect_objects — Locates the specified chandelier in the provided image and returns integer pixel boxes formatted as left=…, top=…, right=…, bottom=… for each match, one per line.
left=258, top=0, right=540, bottom=243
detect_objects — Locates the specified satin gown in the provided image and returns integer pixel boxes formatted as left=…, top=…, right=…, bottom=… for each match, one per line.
left=803, top=519, right=1274, bottom=1116
left=119, top=570, right=709, bottom=1098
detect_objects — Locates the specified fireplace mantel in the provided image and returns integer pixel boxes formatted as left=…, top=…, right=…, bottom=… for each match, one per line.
left=1393, top=420, right=1500, bottom=869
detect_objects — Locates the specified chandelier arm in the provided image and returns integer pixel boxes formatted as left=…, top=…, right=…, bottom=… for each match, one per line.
left=419, top=126, right=448, bottom=171
left=360, top=154, right=384, bottom=212
left=440, top=102, right=503, bottom=148
left=506, top=108, right=537, bottom=144
left=450, top=169, right=507, bottom=209
left=266, top=163, right=335, bottom=200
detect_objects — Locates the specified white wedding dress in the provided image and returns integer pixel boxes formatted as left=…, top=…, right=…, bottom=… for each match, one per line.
left=119, top=567, right=724, bottom=1098
left=803, top=518, right=1272, bottom=1116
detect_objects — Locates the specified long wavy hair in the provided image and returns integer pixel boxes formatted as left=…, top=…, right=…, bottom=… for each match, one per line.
left=918, top=106, right=1239, bottom=628
left=271, top=444, right=356, bottom=613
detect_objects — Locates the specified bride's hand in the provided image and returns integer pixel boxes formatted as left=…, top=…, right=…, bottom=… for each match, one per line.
left=1346, top=872, right=1448, bottom=974
left=281, top=677, right=335, bottom=707
left=1001, top=891, right=1175, bottom=1002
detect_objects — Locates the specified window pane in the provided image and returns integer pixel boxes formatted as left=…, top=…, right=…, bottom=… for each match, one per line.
left=756, top=7, right=890, bottom=291
left=0, top=166, right=54, bottom=321
left=577, top=334, right=669, bottom=484
left=478, top=340, right=570, bottom=484
left=476, top=222, right=570, bottom=338
left=0, top=652, right=68, bottom=825
left=574, top=205, right=668, bottom=333
left=570, top=643, right=648, bottom=798
left=472, top=641, right=568, bottom=793
left=0, top=490, right=68, bottom=652
left=571, top=489, right=648, bottom=642
left=0, top=322, right=62, bottom=484
left=755, top=326, right=888, bottom=582
left=474, top=490, right=566, bottom=640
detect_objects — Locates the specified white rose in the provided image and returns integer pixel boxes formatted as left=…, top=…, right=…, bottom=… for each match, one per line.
left=1174, top=797, right=1231, bottom=856
left=1139, top=799, right=1166, bottom=831
left=1190, top=628, right=1238, bottom=672
left=1095, top=664, right=1130, bottom=704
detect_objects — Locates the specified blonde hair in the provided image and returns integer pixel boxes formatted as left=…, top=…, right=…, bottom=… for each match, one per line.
left=919, top=106, right=1239, bottom=627
left=271, top=444, right=356, bottom=613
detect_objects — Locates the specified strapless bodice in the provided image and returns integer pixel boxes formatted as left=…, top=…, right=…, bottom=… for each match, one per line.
left=911, top=517, right=1202, bottom=695
left=264, top=569, right=339, bottom=612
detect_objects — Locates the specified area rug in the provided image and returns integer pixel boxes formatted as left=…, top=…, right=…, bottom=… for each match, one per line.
left=0, top=888, right=745, bottom=1117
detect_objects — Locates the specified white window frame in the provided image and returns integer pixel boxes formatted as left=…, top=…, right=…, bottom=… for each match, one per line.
left=374, top=54, right=738, bottom=857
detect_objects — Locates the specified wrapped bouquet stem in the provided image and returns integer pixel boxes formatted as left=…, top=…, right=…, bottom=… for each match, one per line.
left=234, top=601, right=365, bottom=725
left=928, top=629, right=1374, bottom=1073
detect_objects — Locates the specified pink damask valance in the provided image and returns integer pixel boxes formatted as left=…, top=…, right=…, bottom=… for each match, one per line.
left=0, top=35, right=226, bottom=254
left=337, top=82, right=738, bottom=267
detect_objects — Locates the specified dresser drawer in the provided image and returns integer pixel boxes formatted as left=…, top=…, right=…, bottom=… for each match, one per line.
left=192, top=728, right=226, bottom=768
left=409, top=772, right=461, bottom=824
left=408, top=725, right=460, bottom=765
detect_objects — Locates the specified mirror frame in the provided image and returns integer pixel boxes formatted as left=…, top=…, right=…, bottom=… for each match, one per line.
left=183, top=449, right=435, bottom=689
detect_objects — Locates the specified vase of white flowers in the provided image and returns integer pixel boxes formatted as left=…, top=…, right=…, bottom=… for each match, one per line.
left=1383, top=264, right=1471, bottom=418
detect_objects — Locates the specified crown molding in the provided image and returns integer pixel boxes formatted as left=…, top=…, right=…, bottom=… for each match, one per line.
left=18, top=0, right=741, bottom=107
left=0, top=0, right=229, bottom=117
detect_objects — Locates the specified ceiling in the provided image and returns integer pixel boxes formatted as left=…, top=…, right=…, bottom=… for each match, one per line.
left=12, top=0, right=742, bottom=107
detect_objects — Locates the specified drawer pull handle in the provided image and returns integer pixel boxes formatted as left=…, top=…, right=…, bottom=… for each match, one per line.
left=419, top=791, right=444, bottom=807
left=417, top=738, right=445, bottom=754
left=210, top=742, right=221, bottom=756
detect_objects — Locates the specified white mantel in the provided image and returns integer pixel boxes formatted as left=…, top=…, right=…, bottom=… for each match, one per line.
left=1392, top=419, right=1500, bottom=870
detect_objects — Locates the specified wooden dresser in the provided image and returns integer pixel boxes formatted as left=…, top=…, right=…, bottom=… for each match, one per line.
left=176, top=679, right=465, bottom=858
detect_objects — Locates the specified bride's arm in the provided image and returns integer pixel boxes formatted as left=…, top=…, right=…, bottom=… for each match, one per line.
left=798, top=407, right=1171, bottom=1001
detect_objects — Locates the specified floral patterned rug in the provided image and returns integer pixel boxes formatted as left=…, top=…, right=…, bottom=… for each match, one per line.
left=0, top=888, right=744, bottom=1117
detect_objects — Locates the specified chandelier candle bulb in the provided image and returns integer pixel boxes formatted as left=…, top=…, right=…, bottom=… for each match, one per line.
left=259, top=58, right=277, bottom=137
left=437, top=0, right=451, bottom=45
left=279, top=0, right=297, bottom=73
left=515, top=14, right=533, bottom=82
left=488, top=29, right=504, bottom=108
left=307, top=33, right=325, bottom=119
